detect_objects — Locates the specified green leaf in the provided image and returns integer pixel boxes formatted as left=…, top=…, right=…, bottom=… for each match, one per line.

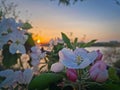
left=22, top=22, right=32, bottom=30
left=28, top=73, right=63, bottom=90
left=2, top=44, right=20, bottom=68
left=80, top=39, right=96, bottom=48
left=108, top=67, right=120, bottom=82
left=73, top=37, right=78, bottom=45
left=61, top=32, right=73, bottom=49
left=72, top=37, right=78, bottom=49
left=24, top=34, right=35, bottom=52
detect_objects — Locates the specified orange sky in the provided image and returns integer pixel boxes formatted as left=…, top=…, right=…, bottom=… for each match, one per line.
left=10, top=0, right=120, bottom=44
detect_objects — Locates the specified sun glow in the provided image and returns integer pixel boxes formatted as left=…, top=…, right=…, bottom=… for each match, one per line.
left=37, top=39, right=41, bottom=44
left=31, top=33, right=50, bottom=44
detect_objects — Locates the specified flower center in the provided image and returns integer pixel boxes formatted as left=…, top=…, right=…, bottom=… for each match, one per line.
left=76, top=56, right=83, bottom=65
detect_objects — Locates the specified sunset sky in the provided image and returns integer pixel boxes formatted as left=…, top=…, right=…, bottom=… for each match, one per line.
left=3, top=0, right=120, bottom=43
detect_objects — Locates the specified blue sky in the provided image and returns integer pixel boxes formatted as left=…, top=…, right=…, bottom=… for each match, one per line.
left=1, top=0, right=120, bottom=42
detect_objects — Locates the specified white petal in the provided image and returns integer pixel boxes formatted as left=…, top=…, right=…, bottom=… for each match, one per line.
left=9, top=43, right=17, bottom=54
left=0, top=69, right=14, bottom=77
left=0, top=70, right=15, bottom=88
left=31, top=53, right=39, bottom=60
left=78, top=58, right=91, bottom=69
left=31, top=59, right=40, bottom=66
left=74, top=48, right=87, bottom=56
left=87, top=51, right=98, bottom=63
left=17, top=44, right=26, bottom=54
left=23, top=69, right=33, bottom=84
left=31, top=46, right=36, bottom=52
left=15, top=71, right=24, bottom=84
left=59, top=48, right=76, bottom=67
left=50, top=62, right=64, bottom=72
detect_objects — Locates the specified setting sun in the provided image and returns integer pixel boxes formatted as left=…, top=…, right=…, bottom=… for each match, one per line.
left=37, top=39, right=41, bottom=44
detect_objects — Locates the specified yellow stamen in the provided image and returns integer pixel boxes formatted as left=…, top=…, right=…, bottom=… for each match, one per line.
left=76, top=56, right=83, bottom=65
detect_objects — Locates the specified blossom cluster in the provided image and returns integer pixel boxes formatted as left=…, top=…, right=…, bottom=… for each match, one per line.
left=50, top=47, right=108, bottom=83
left=0, top=17, right=46, bottom=89
left=0, top=17, right=120, bottom=90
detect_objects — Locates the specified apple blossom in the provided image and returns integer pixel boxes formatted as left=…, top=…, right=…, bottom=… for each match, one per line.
left=0, top=69, right=33, bottom=88
left=30, top=46, right=46, bottom=66
left=89, top=61, right=108, bottom=82
left=59, top=48, right=98, bottom=69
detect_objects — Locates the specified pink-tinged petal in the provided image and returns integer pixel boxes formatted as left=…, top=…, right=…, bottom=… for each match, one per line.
left=96, top=50, right=103, bottom=60
left=50, top=62, right=64, bottom=73
left=66, top=68, right=78, bottom=82
left=95, top=70, right=108, bottom=82
left=89, top=68, right=100, bottom=80
left=98, top=61, right=107, bottom=70
left=89, top=61, right=108, bottom=82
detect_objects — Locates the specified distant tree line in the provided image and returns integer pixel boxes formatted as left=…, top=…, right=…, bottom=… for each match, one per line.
left=91, top=41, right=120, bottom=47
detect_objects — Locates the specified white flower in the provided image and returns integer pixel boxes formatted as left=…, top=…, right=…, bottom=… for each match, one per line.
left=59, top=48, right=98, bottom=69
left=0, top=69, right=33, bottom=88
left=0, top=69, right=15, bottom=88
left=9, top=43, right=26, bottom=54
left=15, top=69, right=33, bottom=84
left=30, top=46, right=46, bottom=66
left=0, top=17, right=28, bottom=52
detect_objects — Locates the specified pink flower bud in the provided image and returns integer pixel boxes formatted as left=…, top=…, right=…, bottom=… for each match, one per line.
left=66, top=68, right=78, bottom=82
left=96, top=50, right=103, bottom=61
left=50, top=62, right=64, bottom=73
left=89, top=61, right=108, bottom=82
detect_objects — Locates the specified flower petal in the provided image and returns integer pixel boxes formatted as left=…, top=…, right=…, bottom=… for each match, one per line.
left=23, top=69, right=33, bottom=84
left=74, top=48, right=88, bottom=57
left=0, top=69, right=14, bottom=78
left=59, top=48, right=76, bottom=67
left=0, top=69, right=15, bottom=88
left=50, top=62, right=64, bottom=72
left=17, top=44, right=26, bottom=54
left=77, top=58, right=91, bottom=69
left=66, top=68, right=78, bottom=82
left=87, top=51, right=98, bottom=63
left=95, top=70, right=108, bottom=82
left=89, top=61, right=108, bottom=82
left=9, top=43, right=26, bottom=54
left=9, top=43, right=17, bottom=54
